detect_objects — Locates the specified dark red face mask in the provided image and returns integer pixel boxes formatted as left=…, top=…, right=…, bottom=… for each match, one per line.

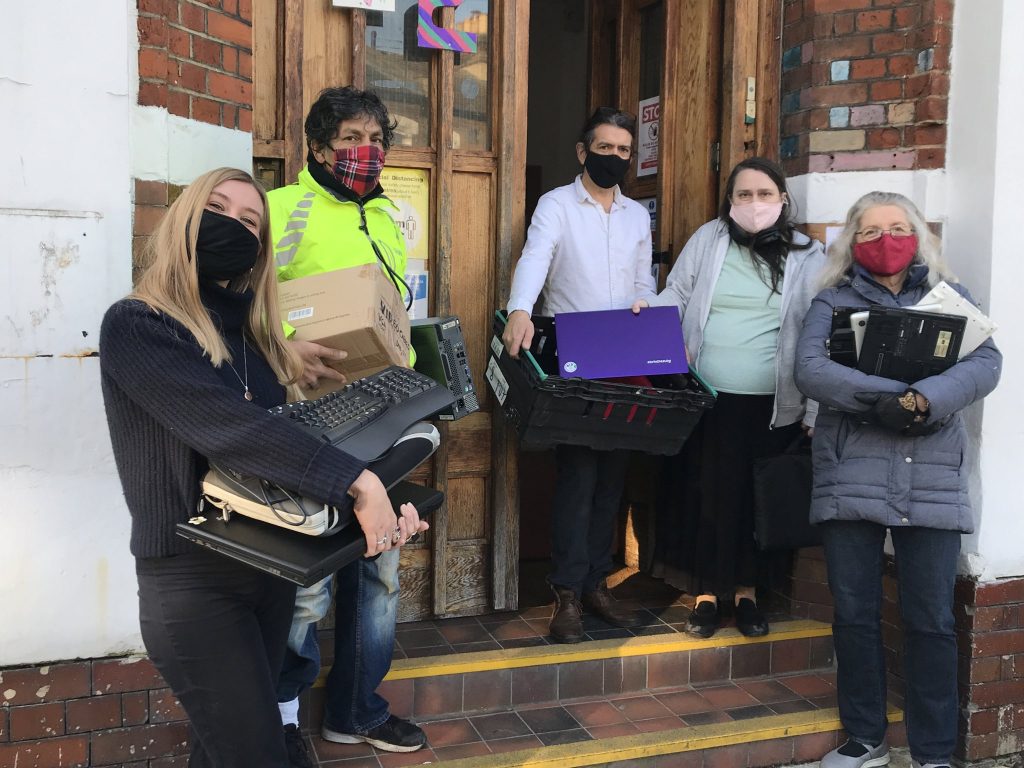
left=852, top=233, right=918, bottom=277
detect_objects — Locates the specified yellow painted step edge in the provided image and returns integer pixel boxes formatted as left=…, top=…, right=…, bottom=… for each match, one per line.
left=313, top=619, right=831, bottom=688
left=432, top=705, right=904, bottom=768
left=386, top=619, right=831, bottom=681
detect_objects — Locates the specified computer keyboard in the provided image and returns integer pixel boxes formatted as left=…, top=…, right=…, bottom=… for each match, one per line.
left=269, top=366, right=455, bottom=461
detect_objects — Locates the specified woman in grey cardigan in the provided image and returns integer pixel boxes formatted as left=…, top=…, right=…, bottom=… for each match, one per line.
left=634, top=157, right=825, bottom=638
left=794, top=192, right=1001, bottom=768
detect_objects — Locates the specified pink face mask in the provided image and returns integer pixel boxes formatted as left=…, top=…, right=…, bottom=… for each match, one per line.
left=729, top=201, right=784, bottom=234
left=853, top=234, right=919, bottom=277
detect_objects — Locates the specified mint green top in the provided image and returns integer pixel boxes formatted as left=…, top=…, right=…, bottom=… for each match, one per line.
left=695, top=242, right=781, bottom=395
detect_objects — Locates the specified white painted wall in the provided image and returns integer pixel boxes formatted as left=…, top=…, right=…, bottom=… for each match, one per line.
left=946, top=0, right=1024, bottom=582
left=133, top=105, right=253, bottom=185
left=0, top=1, right=257, bottom=667
left=0, top=1, right=139, bottom=665
left=788, top=169, right=947, bottom=226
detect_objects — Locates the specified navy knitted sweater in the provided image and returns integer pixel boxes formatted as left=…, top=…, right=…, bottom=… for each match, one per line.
left=100, top=283, right=367, bottom=557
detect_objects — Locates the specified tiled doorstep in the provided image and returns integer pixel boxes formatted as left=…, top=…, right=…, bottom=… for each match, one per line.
left=315, top=619, right=832, bottom=687
left=307, top=693, right=906, bottom=767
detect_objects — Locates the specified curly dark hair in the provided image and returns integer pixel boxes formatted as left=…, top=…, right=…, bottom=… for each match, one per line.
left=304, top=86, right=398, bottom=152
left=577, top=107, right=637, bottom=150
left=717, top=156, right=811, bottom=294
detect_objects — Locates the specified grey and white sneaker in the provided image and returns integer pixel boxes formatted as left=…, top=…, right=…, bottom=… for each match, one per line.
left=821, top=739, right=890, bottom=767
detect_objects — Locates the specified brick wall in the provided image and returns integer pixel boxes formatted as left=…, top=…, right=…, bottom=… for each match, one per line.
left=137, top=0, right=254, bottom=131
left=785, top=552, right=1024, bottom=764
left=0, top=657, right=188, bottom=768
left=955, top=577, right=1024, bottom=763
left=132, top=180, right=184, bottom=284
left=780, top=0, right=953, bottom=175
left=134, top=1, right=255, bottom=285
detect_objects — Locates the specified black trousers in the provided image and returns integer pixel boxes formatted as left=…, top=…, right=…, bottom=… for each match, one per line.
left=683, top=392, right=800, bottom=597
left=136, top=549, right=296, bottom=768
left=549, top=444, right=631, bottom=596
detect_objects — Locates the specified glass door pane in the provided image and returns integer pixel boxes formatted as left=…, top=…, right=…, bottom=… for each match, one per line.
left=453, top=0, right=491, bottom=151
left=365, top=1, right=433, bottom=148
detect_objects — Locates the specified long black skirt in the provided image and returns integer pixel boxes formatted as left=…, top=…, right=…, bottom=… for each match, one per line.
left=649, top=392, right=801, bottom=598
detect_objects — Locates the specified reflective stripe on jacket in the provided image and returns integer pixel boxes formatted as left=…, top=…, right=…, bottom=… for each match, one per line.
left=268, top=167, right=407, bottom=286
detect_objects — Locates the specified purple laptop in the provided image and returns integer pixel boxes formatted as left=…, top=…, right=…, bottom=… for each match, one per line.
left=553, top=306, right=688, bottom=380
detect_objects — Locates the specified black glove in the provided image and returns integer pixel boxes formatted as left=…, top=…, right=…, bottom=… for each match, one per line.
left=903, top=418, right=945, bottom=437
left=853, top=391, right=918, bottom=433
left=854, top=391, right=944, bottom=436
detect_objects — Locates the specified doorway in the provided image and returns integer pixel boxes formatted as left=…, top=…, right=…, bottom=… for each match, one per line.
left=516, top=0, right=729, bottom=594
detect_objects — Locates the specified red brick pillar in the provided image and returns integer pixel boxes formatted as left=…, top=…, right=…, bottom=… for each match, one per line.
left=780, top=0, right=952, bottom=175
left=955, top=577, right=1024, bottom=762
left=134, top=0, right=255, bottom=281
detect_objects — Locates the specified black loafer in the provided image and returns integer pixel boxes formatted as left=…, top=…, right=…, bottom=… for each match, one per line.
left=685, top=600, right=720, bottom=638
left=735, top=598, right=769, bottom=637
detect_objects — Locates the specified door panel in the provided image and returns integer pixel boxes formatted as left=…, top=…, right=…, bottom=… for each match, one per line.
left=447, top=476, right=489, bottom=541
left=450, top=169, right=496, bottom=412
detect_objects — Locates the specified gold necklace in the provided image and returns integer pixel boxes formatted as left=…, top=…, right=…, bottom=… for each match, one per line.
left=225, top=338, right=253, bottom=401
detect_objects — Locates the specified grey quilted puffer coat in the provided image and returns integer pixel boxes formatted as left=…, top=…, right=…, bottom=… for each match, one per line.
left=794, top=265, right=1002, bottom=533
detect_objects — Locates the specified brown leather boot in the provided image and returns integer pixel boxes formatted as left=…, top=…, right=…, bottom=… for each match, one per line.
left=549, top=585, right=584, bottom=644
left=582, top=580, right=641, bottom=628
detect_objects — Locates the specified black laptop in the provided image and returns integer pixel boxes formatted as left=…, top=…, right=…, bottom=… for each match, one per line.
left=857, top=306, right=966, bottom=383
left=175, top=481, right=443, bottom=587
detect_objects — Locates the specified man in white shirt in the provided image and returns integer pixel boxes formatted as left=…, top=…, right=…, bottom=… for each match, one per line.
left=502, top=107, right=655, bottom=643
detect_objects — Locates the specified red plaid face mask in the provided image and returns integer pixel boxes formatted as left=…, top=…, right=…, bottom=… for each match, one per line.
left=328, top=144, right=385, bottom=198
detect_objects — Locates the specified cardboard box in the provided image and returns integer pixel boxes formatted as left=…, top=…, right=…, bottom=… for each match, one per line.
left=278, top=264, right=410, bottom=398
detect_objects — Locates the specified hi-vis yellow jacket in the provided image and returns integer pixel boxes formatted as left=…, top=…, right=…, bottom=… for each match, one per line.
left=268, top=167, right=407, bottom=288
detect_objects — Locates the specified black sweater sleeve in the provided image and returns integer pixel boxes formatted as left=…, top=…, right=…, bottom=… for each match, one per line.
left=100, top=300, right=366, bottom=508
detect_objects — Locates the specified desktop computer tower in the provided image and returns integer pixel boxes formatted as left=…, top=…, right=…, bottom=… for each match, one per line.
left=410, top=316, right=479, bottom=421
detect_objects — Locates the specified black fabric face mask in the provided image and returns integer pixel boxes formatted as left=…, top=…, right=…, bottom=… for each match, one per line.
left=194, top=209, right=260, bottom=281
left=583, top=151, right=630, bottom=189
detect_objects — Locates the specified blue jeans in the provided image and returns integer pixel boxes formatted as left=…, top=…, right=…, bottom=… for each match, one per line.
left=821, top=521, right=960, bottom=765
left=276, top=548, right=400, bottom=733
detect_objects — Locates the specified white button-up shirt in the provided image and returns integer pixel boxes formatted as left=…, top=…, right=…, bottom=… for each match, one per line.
left=507, top=176, right=655, bottom=317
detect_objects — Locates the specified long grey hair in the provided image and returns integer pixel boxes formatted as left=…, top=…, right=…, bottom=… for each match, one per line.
left=818, top=191, right=956, bottom=289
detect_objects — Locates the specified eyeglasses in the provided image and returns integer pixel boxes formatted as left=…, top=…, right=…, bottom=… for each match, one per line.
left=855, top=224, right=914, bottom=242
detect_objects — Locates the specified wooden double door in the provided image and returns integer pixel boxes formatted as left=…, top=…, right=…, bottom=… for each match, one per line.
left=252, top=0, right=782, bottom=620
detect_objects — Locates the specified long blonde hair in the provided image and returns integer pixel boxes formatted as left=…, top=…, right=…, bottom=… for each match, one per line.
left=133, top=167, right=302, bottom=387
left=819, top=191, right=957, bottom=289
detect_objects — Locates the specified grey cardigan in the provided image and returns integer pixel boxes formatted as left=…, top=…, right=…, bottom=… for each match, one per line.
left=794, top=265, right=1002, bottom=532
left=645, top=219, right=826, bottom=428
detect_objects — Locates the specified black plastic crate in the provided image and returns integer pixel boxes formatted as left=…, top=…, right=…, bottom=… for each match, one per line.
left=486, top=311, right=716, bottom=455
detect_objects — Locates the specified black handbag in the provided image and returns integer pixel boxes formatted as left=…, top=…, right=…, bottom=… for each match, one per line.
left=752, top=434, right=821, bottom=551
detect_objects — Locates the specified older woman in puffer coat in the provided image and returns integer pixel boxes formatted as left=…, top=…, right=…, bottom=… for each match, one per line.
left=794, top=191, right=1001, bottom=768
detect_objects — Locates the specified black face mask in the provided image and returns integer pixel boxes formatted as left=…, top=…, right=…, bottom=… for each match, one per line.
left=194, top=209, right=260, bottom=281
left=583, top=151, right=630, bottom=189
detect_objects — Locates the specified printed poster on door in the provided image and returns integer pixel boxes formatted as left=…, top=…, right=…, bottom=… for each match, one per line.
left=637, top=96, right=659, bottom=178
left=380, top=167, right=430, bottom=263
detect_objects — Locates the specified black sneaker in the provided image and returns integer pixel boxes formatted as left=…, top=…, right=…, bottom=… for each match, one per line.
left=321, top=714, right=426, bottom=753
left=283, top=724, right=314, bottom=768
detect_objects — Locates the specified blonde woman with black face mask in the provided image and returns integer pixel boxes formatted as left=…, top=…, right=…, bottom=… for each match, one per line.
left=99, top=167, right=424, bottom=768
